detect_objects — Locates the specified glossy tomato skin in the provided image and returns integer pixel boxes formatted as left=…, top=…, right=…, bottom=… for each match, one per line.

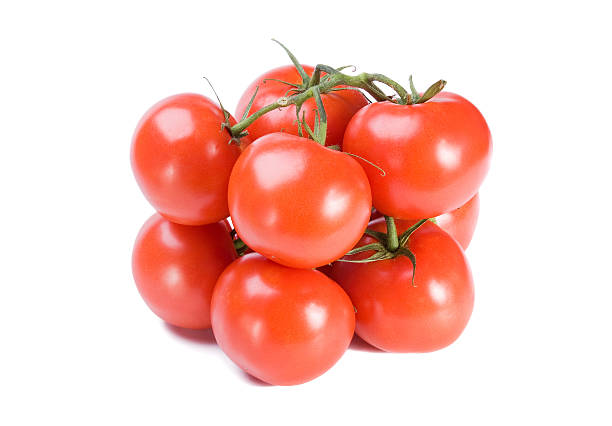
left=373, top=192, right=480, bottom=250
left=235, top=65, right=368, bottom=147
left=434, top=192, right=480, bottom=249
left=131, top=94, right=243, bottom=225
left=211, top=253, right=355, bottom=386
left=132, top=213, right=237, bottom=329
left=328, top=219, right=474, bottom=352
left=228, top=133, right=372, bottom=269
left=343, top=92, right=491, bottom=219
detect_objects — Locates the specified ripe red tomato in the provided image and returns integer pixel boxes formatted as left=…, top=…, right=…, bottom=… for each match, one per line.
left=228, top=133, right=372, bottom=269
left=131, top=93, right=244, bottom=225
left=433, top=192, right=479, bottom=249
left=235, top=65, right=368, bottom=147
left=343, top=92, right=491, bottom=219
left=371, top=193, right=480, bottom=250
left=132, top=213, right=237, bottom=329
left=328, top=219, right=474, bottom=352
left=211, top=253, right=355, bottom=385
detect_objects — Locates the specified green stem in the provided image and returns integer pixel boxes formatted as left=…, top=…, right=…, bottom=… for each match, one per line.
left=408, top=75, right=419, bottom=103
left=384, top=216, right=399, bottom=251
left=368, top=74, right=410, bottom=104
left=230, top=70, right=408, bottom=135
left=231, top=101, right=286, bottom=135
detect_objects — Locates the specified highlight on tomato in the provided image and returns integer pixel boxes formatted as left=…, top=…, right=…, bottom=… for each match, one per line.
left=211, top=253, right=355, bottom=385
left=131, top=93, right=244, bottom=226
left=228, top=133, right=372, bottom=269
left=132, top=214, right=237, bottom=329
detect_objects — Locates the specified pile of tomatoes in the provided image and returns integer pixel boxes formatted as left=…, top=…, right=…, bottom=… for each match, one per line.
left=130, top=45, right=492, bottom=386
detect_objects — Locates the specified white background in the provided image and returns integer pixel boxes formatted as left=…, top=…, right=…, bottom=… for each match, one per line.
left=1, top=1, right=611, bottom=424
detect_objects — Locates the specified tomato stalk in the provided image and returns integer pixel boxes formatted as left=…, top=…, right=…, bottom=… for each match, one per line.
left=384, top=216, right=400, bottom=251
left=301, top=86, right=328, bottom=145
left=230, top=43, right=412, bottom=137
left=230, top=70, right=392, bottom=136
left=230, top=229, right=252, bottom=256
left=339, top=217, right=429, bottom=286
left=230, top=71, right=446, bottom=138
left=229, top=41, right=447, bottom=139
left=233, top=237, right=251, bottom=256
left=407, top=75, right=447, bottom=104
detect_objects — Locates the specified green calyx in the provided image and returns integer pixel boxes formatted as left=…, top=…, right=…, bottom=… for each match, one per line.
left=203, top=76, right=249, bottom=145
left=300, top=86, right=328, bottom=145
left=338, top=216, right=428, bottom=286
left=406, top=75, right=447, bottom=105
left=271, top=39, right=311, bottom=89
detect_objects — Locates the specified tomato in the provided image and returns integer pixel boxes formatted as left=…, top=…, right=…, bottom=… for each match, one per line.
left=370, top=193, right=480, bottom=249
left=131, top=93, right=244, bottom=225
left=343, top=92, right=491, bottom=219
left=132, top=213, right=237, bottom=329
left=327, top=219, right=474, bottom=352
left=228, top=133, right=372, bottom=269
left=433, top=192, right=479, bottom=249
left=211, top=253, right=355, bottom=385
left=235, top=65, right=368, bottom=147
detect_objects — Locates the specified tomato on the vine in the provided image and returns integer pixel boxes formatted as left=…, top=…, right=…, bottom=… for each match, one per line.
left=132, top=214, right=237, bottom=329
left=235, top=65, right=368, bottom=147
left=370, top=193, right=480, bottom=250
left=343, top=92, right=491, bottom=219
left=433, top=192, right=480, bottom=249
left=131, top=94, right=245, bottom=225
left=228, top=133, right=372, bottom=269
left=327, top=219, right=474, bottom=352
left=211, top=253, right=355, bottom=386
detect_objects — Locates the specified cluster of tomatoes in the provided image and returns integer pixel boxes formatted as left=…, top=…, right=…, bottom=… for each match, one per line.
left=130, top=45, right=492, bottom=386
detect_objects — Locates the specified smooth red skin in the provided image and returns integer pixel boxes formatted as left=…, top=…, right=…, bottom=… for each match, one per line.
left=343, top=92, right=492, bottom=219
left=328, top=219, right=474, bottom=353
left=235, top=65, right=368, bottom=148
left=132, top=214, right=237, bottom=329
left=434, top=192, right=480, bottom=249
left=211, top=254, right=355, bottom=386
left=131, top=94, right=243, bottom=225
left=370, top=192, right=480, bottom=250
left=228, top=133, right=372, bottom=269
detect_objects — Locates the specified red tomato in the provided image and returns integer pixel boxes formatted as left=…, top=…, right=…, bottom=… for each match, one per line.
left=371, top=193, right=480, bottom=249
left=434, top=192, right=480, bottom=249
left=211, top=253, right=355, bottom=385
left=343, top=92, right=491, bottom=219
left=328, top=219, right=474, bottom=352
left=235, top=65, right=368, bottom=147
left=228, top=133, right=372, bottom=269
left=131, top=94, right=244, bottom=225
left=132, top=213, right=237, bottom=329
